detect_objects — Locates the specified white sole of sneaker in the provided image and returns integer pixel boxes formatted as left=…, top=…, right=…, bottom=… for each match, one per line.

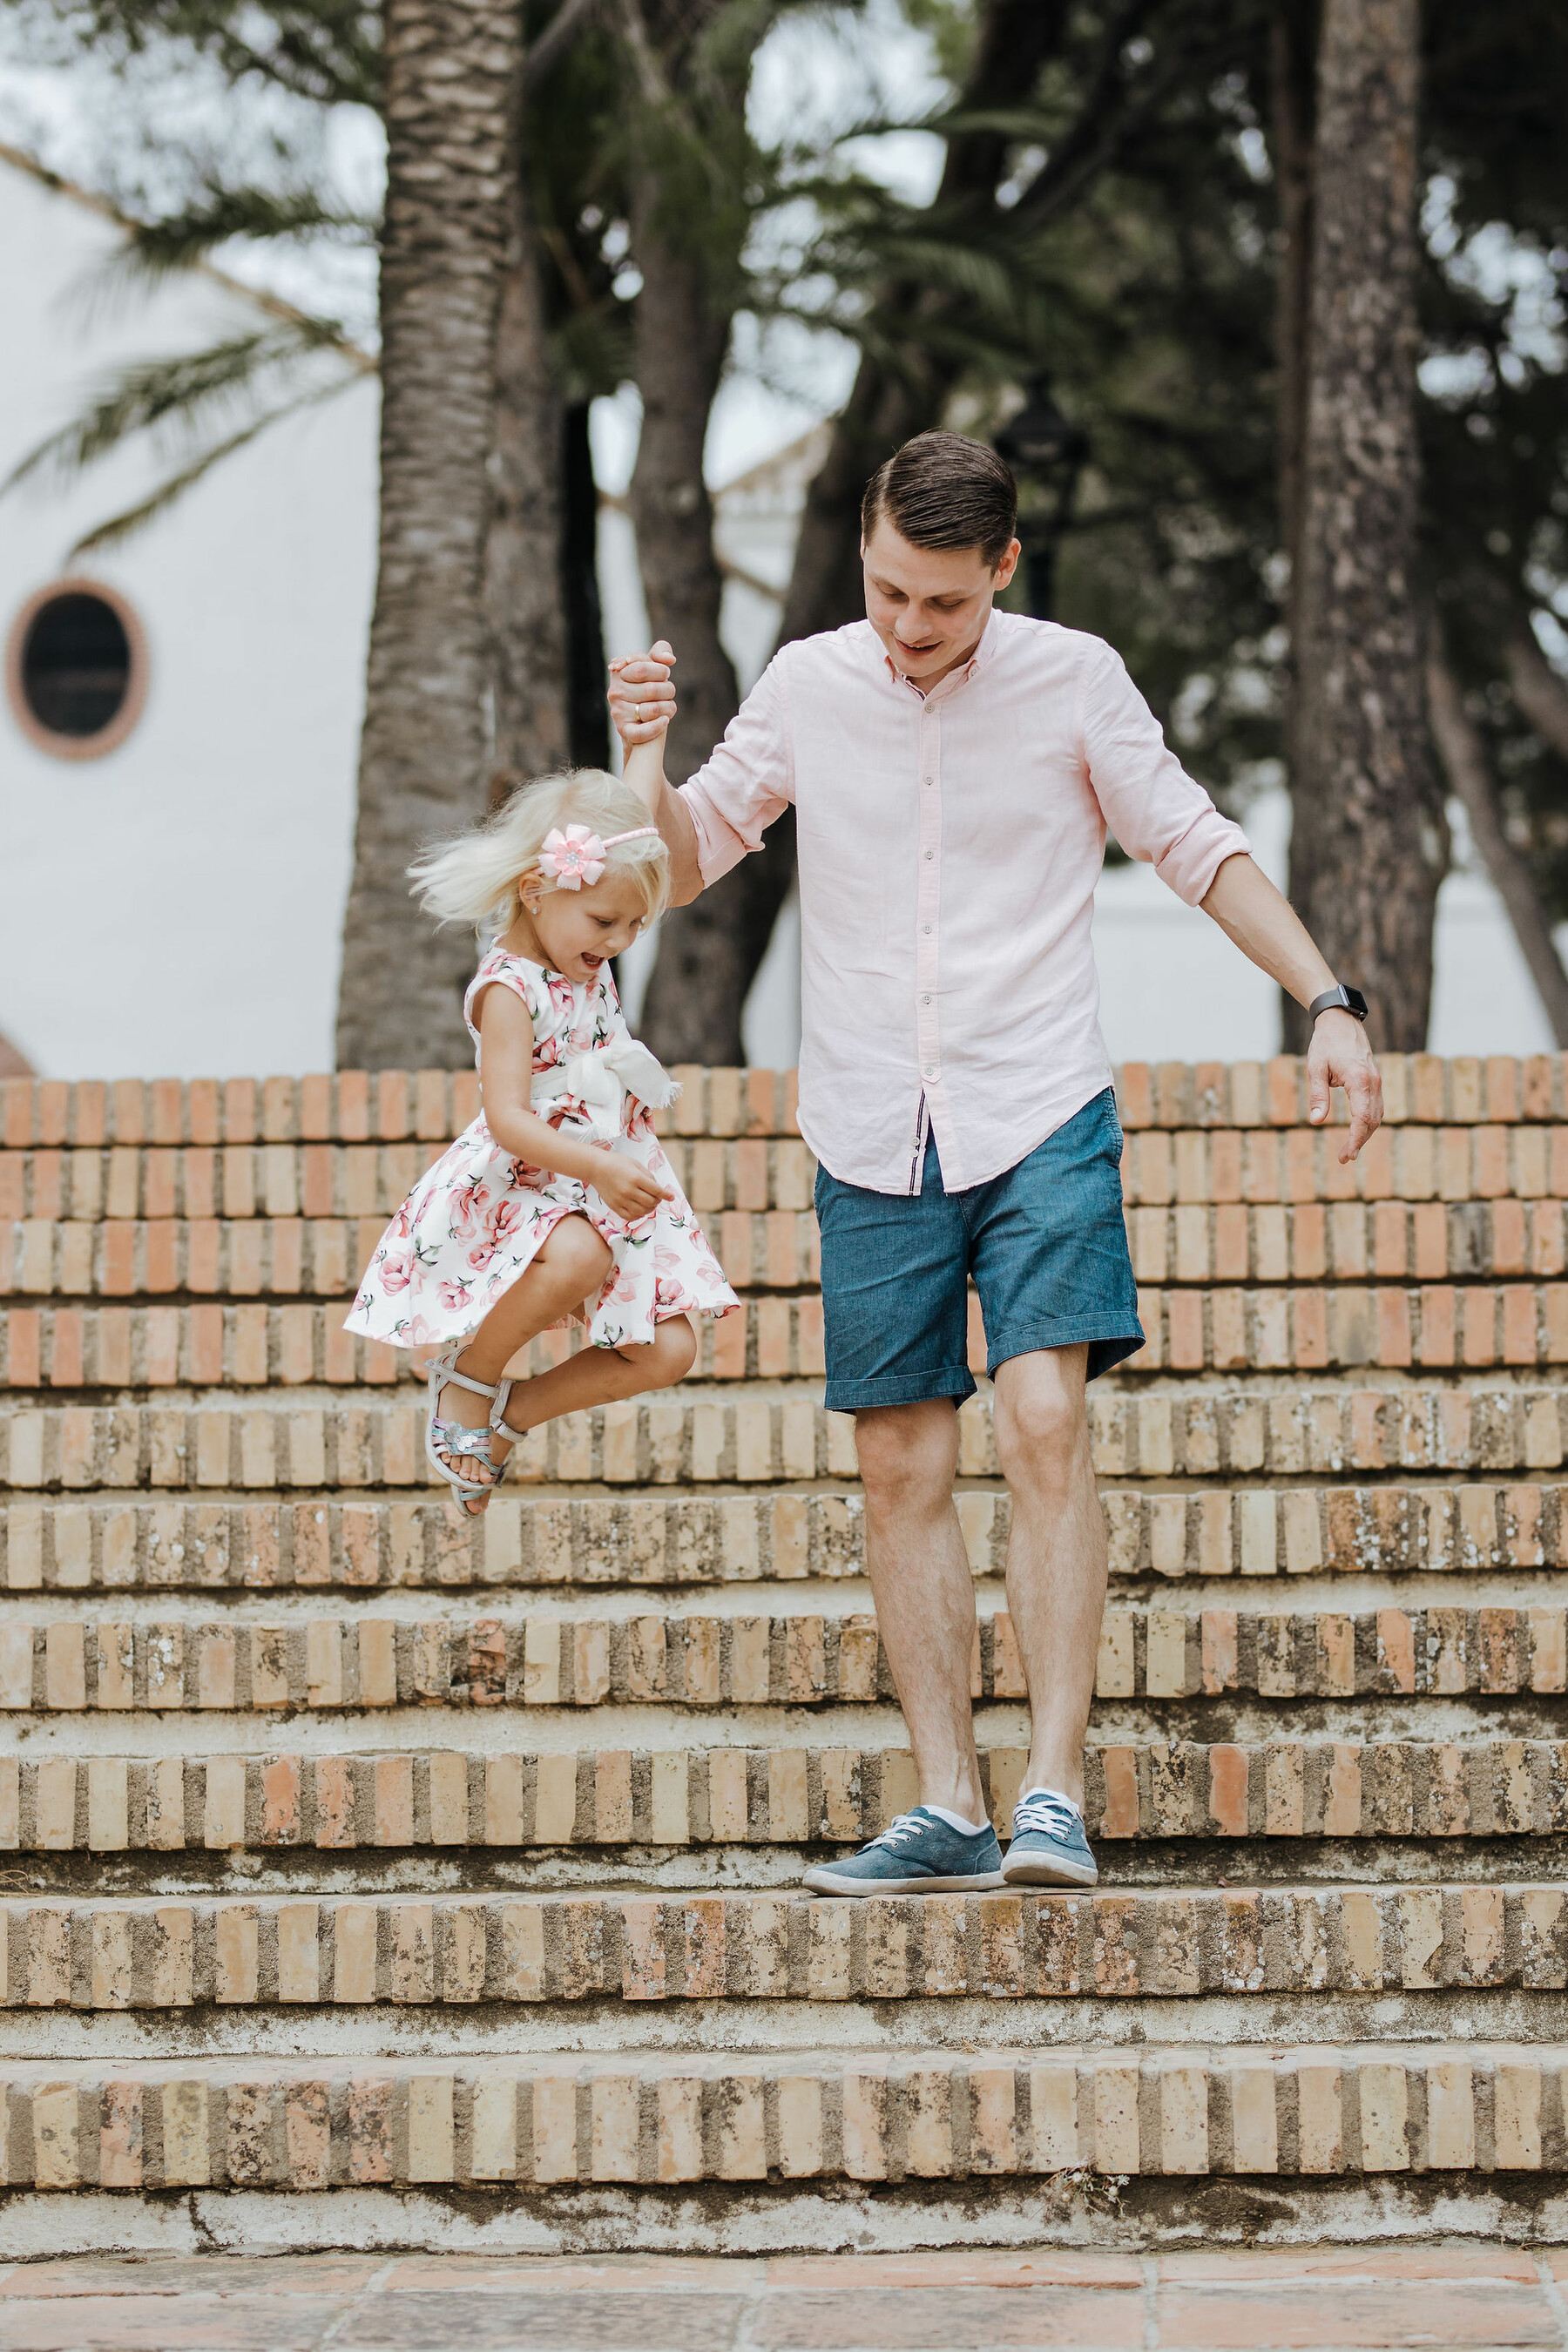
left=1000, top=1854, right=1098, bottom=1888
left=801, top=1867, right=1008, bottom=1897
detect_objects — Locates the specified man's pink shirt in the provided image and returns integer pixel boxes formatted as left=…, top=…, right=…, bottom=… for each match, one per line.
left=679, top=610, right=1250, bottom=1195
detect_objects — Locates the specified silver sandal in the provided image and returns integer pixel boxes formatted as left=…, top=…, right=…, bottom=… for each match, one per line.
left=424, top=1346, right=515, bottom=1515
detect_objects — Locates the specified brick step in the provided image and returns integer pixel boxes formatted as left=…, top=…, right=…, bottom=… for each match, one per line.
left=4, top=1734, right=1566, bottom=1854
left=10, top=1383, right=1568, bottom=1496
left=5, top=1882, right=1566, bottom=2015
left=0, top=2039, right=1555, bottom=2190
left=16, top=1287, right=1568, bottom=1389
left=6, top=1483, right=1562, bottom=1594
left=6, top=1053, right=1561, bottom=1153
left=1, top=1299, right=820, bottom=1388
left=0, top=1067, right=802, bottom=1152
left=4, top=1599, right=1567, bottom=1717
left=17, top=1204, right=1568, bottom=1289
left=11, top=1112, right=1568, bottom=1232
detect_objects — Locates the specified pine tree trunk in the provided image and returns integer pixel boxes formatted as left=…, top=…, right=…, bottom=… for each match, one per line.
left=621, top=189, right=756, bottom=1064
left=1282, top=0, right=1446, bottom=1051
left=336, top=0, right=543, bottom=1070
left=562, top=400, right=611, bottom=769
left=486, top=164, right=571, bottom=788
left=1271, top=0, right=1316, bottom=602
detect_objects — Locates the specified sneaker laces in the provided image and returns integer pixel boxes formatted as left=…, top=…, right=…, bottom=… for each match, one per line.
left=864, top=1810, right=929, bottom=1854
left=1011, top=1789, right=1081, bottom=1841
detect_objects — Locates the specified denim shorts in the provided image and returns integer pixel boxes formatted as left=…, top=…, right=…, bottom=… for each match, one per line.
left=814, top=1087, right=1144, bottom=1413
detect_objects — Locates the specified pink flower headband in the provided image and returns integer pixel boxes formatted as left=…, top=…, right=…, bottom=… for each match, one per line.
left=537, top=822, right=660, bottom=890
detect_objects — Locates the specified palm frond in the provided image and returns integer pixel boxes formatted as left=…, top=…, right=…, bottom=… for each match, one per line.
left=66, top=375, right=360, bottom=553
left=3, top=321, right=363, bottom=495
left=112, top=185, right=376, bottom=288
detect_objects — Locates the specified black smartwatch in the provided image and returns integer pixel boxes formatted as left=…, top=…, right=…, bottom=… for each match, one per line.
left=1308, top=983, right=1369, bottom=1024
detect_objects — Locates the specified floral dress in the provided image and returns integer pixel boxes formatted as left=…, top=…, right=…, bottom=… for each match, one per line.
left=344, top=949, right=739, bottom=1351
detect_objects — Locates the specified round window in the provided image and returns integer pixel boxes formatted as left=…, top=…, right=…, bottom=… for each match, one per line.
left=6, top=580, right=146, bottom=759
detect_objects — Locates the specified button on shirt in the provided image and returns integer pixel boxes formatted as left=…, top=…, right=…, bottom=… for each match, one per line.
left=678, top=610, right=1250, bottom=1194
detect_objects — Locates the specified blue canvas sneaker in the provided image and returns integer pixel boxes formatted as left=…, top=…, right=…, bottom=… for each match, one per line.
left=802, top=1807, right=1006, bottom=1897
left=1001, top=1788, right=1099, bottom=1888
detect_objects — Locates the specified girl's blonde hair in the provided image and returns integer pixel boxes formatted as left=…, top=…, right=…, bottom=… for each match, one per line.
left=409, top=768, right=672, bottom=934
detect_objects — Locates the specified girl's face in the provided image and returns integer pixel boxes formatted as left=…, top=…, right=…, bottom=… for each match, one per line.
left=510, top=868, right=652, bottom=983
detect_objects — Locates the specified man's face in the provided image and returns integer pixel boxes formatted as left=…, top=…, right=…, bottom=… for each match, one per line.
left=862, top=517, right=1021, bottom=686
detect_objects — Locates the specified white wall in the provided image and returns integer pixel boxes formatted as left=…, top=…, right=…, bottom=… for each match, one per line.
left=0, top=159, right=376, bottom=1078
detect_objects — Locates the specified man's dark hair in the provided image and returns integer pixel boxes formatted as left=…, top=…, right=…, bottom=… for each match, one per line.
left=861, top=430, right=1018, bottom=570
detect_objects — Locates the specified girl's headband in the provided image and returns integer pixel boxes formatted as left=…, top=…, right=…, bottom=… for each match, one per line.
left=537, top=822, right=661, bottom=890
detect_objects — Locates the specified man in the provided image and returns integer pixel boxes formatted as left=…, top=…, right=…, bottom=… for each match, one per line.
left=608, top=430, right=1382, bottom=1896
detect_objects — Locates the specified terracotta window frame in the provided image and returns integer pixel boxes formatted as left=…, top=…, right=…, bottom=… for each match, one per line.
left=5, top=577, right=149, bottom=761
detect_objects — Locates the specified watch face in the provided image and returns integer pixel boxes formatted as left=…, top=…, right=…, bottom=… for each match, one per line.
left=1342, top=985, right=1369, bottom=1021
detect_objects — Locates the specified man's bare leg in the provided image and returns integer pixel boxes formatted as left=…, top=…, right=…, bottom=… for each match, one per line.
left=990, top=1344, right=1105, bottom=1808
left=854, top=1398, right=987, bottom=1821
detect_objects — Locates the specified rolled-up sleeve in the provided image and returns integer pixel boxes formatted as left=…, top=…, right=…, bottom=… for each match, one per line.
left=1079, top=642, right=1250, bottom=905
left=677, top=653, right=795, bottom=887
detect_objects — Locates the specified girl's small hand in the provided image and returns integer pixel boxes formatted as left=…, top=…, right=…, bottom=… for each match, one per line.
left=589, top=1150, right=673, bottom=1222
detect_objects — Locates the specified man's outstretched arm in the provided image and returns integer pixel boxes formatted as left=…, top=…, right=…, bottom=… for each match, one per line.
left=1200, top=852, right=1383, bottom=1161
left=607, top=640, right=704, bottom=904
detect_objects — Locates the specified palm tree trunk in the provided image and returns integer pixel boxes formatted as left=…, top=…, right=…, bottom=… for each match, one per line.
left=336, top=0, right=533, bottom=1071
left=1282, top=0, right=1446, bottom=1051
left=1427, top=640, right=1568, bottom=1044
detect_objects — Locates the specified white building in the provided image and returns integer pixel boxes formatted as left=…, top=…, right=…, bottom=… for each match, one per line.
left=3, top=143, right=1562, bottom=1078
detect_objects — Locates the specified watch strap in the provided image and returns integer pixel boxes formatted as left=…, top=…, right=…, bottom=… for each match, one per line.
left=1308, top=983, right=1369, bottom=1024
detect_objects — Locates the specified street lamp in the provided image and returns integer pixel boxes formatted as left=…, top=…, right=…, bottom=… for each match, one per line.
left=994, top=376, right=1089, bottom=620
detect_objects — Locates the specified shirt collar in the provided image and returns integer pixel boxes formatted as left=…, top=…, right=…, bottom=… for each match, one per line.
left=876, top=608, right=999, bottom=702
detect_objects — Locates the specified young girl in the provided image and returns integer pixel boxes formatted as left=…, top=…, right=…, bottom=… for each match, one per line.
left=344, top=731, right=739, bottom=1514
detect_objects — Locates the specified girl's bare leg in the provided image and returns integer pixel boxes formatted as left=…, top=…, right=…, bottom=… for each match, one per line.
left=498, top=1314, right=697, bottom=1436
left=432, top=1217, right=613, bottom=1495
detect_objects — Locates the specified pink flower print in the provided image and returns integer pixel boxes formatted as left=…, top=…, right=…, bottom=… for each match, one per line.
left=406, top=1315, right=440, bottom=1345
left=438, top=1279, right=472, bottom=1313
left=379, top=1247, right=414, bottom=1294
left=467, top=1239, right=497, bottom=1273
left=449, top=1178, right=490, bottom=1235
left=391, top=1201, right=414, bottom=1239
left=488, top=1198, right=524, bottom=1245
left=654, top=1274, right=688, bottom=1311
left=605, top=1267, right=640, bottom=1308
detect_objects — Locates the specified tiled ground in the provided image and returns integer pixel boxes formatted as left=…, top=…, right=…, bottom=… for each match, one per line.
left=1, top=2247, right=1566, bottom=2350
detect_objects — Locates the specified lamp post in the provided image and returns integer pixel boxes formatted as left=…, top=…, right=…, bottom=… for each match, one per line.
left=994, top=376, right=1089, bottom=620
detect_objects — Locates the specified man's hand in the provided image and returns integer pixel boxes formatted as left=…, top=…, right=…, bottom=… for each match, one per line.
left=609, top=640, right=678, bottom=748
left=1308, top=1009, right=1382, bottom=1163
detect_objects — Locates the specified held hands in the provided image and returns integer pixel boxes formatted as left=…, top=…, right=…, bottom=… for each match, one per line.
left=588, top=1148, right=673, bottom=1223
left=1308, top=1009, right=1383, bottom=1164
left=609, top=640, right=678, bottom=747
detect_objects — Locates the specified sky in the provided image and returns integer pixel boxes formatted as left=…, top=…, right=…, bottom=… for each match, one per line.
left=0, top=0, right=951, bottom=490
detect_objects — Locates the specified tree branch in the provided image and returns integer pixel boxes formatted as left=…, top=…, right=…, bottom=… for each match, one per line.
left=527, top=0, right=603, bottom=82
left=1428, top=641, right=1568, bottom=1046
left=1506, top=627, right=1568, bottom=763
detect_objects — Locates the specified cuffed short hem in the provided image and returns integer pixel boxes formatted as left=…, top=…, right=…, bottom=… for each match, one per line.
left=822, top=1362, right=979, bottom=1416
left=986, top=1318, right=1146, bottom=1382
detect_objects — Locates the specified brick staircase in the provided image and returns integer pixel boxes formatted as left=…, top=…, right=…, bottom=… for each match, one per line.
left=3, top=1055, right=1568, bottom=2255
